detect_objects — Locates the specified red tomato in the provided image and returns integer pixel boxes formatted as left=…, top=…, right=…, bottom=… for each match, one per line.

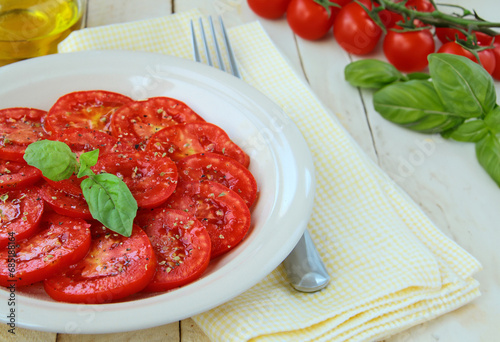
left=437, top=41, right=496, bottom=75
left=0, top=107, right=49, bottom=162
left=146, top=122, right=250, bottom=168
left=39, top=184, right=93, bottom=219
left=383, top=27, right=435, bottom=72
left=177, top=152, right=258, bottom=207
left=436, top=28, right=494, bottom=45
left=45, top=90, right=132, bottom=134
left=0, top=187, right=44, bottom=249
left=164, top=181, right=251, bottom=259
left=44, top=223, right=156, bottom=303
left=110, top=97, right=205, bottom=147
left=405, top=0, right=435, bottom=12
left=247, top=0, right=291, bottom=19
left=333, top=0, right=382, bottom=55
left=286, top=0, right=337, bottom=40
left=92, top=151, right=178, bottom=208
left=491, top=36, right=500, bottom=80
left=0, top=213, right=91, bottom=287
left=135, top=209, right=211, bottom=292
left=0, top=159, right=42, bottom=191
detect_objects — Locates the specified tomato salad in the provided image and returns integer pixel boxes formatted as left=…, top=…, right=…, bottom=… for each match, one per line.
left=0, top=90, right=258, bottom=304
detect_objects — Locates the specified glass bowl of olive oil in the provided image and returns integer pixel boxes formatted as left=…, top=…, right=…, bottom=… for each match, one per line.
left=0, top=0, right=85, bottom=66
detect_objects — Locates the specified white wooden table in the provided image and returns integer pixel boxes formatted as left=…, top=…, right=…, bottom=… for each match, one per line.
left=3, top=0, right=499, bottom=341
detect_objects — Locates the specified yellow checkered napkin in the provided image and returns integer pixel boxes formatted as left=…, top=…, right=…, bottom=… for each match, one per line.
left=59, top=9, right=481, bottom=342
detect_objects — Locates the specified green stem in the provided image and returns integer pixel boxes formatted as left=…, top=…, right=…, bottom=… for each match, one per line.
left=374, top=0, right=500, bottom=36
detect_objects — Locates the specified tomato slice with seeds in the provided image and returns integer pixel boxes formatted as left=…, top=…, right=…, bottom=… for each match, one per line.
left=146, top=122, right=250, bottom=167
left=92, top=151, right=178, bottom=208
left=45, top=90, right=132, bottom=134
left=0, top=187, right=44, bottom=249
left=44, top=223, right=156, bottom=304
left=163, top=181, right=251, bottom=259
left=0, top=159, right=42, bottom=191
left=0, top=213, right=91, bottom=287
left=177, top=152, right=258, bottom=207
left=0, top=107, right=49, bottom=162
left=110, top=97, right=205, bottom=147
left=135, top=209, right=211, bottom=292
left=39, top=184, right=92, bottom=219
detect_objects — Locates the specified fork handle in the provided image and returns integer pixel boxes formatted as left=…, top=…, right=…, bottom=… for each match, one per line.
left=282, top=230, right=330, bottom=292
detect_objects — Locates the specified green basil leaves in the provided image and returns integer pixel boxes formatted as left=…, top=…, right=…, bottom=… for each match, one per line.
left=24, top=141, right=137, bottom=236
left=345, top=53, right=500, bottom=187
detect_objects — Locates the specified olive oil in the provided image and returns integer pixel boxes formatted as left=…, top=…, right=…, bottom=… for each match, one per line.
left=0, top=0, right=84, bottom=66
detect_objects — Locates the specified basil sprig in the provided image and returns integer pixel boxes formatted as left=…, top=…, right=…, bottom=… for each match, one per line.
left=345, top=53, right=500, bottom=187
left=24, top=140, right=137, bottom=236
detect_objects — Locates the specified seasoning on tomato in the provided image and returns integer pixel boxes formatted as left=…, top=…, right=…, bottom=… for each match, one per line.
left=0, top=213, right=91, bottom=287
left=0, top=187, right=44, bottom=249
left=110, top=97, right=205, bottom=147
left=0, top=159, right=42, bottom=191
left=163, top=181, right=251, bottom=259
left=39, top=184, right=93, bottom=219
left=0, top=107, right=49, bottom=162
left=91, top=151, right=178, bottom=208
left=43, top=223, right=156, bottom=303
left=177, top=152, right=258, bottom=207
left=135, top=209, right=211, bottom=292
left=146, top=122, right=250, bottom=168
left=45, top=90, right=133, bottom=134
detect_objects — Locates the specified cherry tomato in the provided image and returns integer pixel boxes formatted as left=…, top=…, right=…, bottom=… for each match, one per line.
left=247, top=0, right=291, bottom=19
left=286, top=0, right=337, bottom=40
left=383, top=27, right=435, bottom=72
left=0, top=107, right=49, bottom=162
left=92, top=151, right=178, bottom=208
left=135, top=209, right=211, bottom=292
left=491, top=36, right=500, bottom=80
left=0, top=159, right=41, bottom=191
left=0, top=187, right=44, bottom=249
left=39, top=184, right=93, bottom=219
left=437, top=41, right=496, bottom=75
left=164, top=181, right=251, bottom=259
left=177, top=152, right=258, bottom=207
left=111, top=97, right=205, bottom=148
left=44, top=223, right=156, bottom=303
left=405, top=0, right=435, bottom=12
left=146, top=122, right=250, bottom=167
left=333, top=0, right=382, bottom=55
left=435, top=28, right=494, bottom=45
left=45, top=90, right=132, bottom=134
left=0, top=213, right=91, bottom=287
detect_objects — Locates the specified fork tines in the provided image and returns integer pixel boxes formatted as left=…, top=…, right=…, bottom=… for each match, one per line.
left=190, top=16, right=241, bottom=79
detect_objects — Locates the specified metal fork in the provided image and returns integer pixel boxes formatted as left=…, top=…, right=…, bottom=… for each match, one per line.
left=190, top=16, right=330, bottom=293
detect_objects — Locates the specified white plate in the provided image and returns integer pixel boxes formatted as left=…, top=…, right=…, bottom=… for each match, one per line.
left=0, top=50, right=315, bottom=334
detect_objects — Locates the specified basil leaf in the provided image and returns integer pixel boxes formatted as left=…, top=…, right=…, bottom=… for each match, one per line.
left=81, top=173, right=137, bottom=237
left=373, top=80, right=463, bottom=133
left=449, top=120, right=488, bottom=142
left=428, top=53, right=496, bottom=118
left=485, top=106, right=500, bottom=134
left=406, top=72, right=431, bottom=80
left=23, top=140, right=77, bottom=181
left=78, top=149, right=99, bottom=178
left=345, top=59, right=405, bottom=89
left=476, top=132, right=500, bottom=187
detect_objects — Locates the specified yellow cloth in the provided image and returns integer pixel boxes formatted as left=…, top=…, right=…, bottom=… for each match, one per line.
left=58, top=9, right=481, bottom=342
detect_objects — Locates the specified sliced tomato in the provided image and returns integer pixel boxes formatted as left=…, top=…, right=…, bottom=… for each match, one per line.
left=0, top=107, right=49, bottom=162
left=45, top=90, right=132, bottom=134
left=177, top=152, right=258, bottom=207
left=0, top=213, right=91, bottom=287
left=44, top=223, right=156, bottom=303
left=163, top=181, right=251, bottom=259
left=0, top=187, right=44, bottom=249
left=0, top=159, right=42, bottom=191
left=110, top=97, right=205, bottom=147
left=146, top=122, right=250, bottom=167
left=39, top=184, right=92, bottom=219
left=91, top=151, right=178, bottom=208
left=135, top=209, right=211, bottom=292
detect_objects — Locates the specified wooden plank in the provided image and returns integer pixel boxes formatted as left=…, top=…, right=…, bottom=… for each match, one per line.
left=180, top=318, right=211, bottom=342
left=0, top=326, right=57, bottom=342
